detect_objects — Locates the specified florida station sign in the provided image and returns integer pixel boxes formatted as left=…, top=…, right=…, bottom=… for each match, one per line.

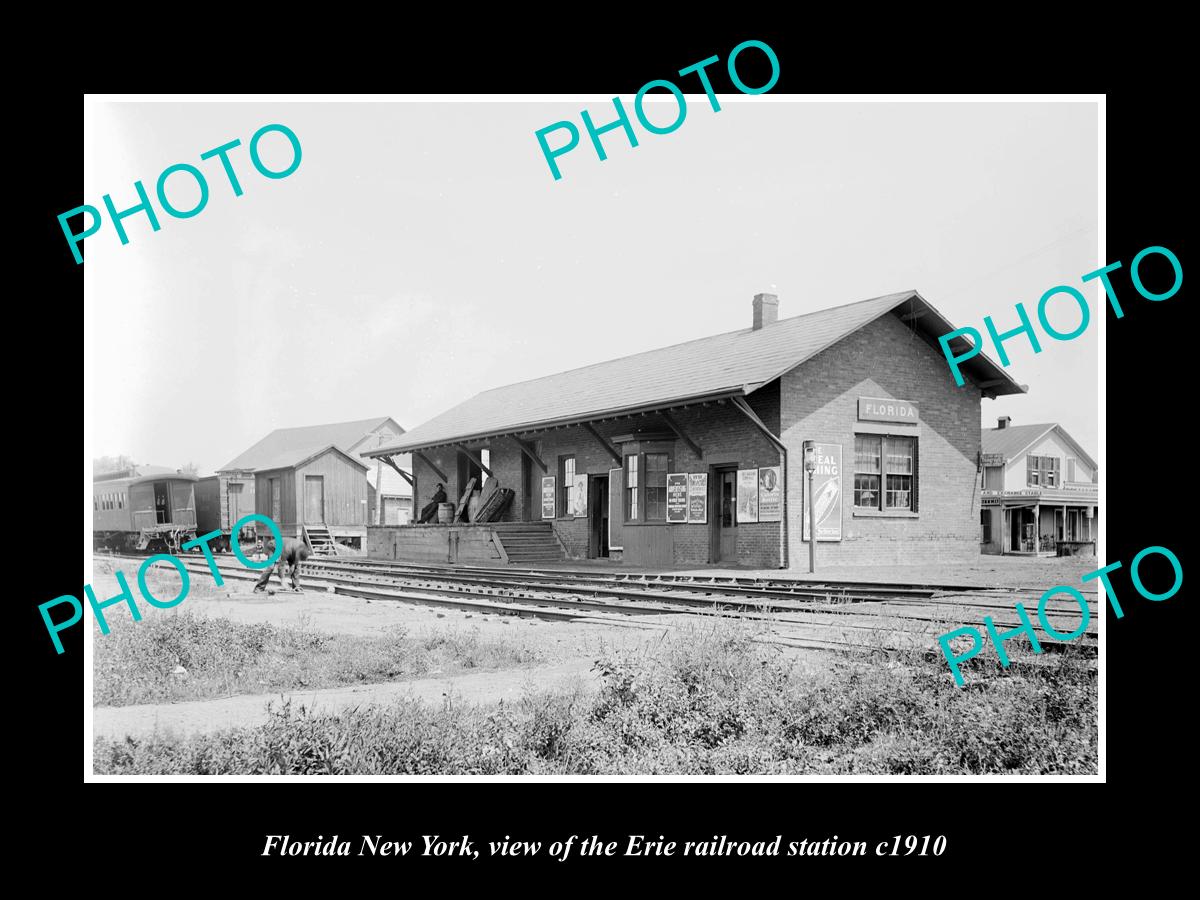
left=858, top=397, right=919, bottom=424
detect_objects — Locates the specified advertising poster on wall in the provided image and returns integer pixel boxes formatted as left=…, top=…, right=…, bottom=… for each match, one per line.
left=541, top=475, right=556, bottom=519
left=736, top=469, right=759, bottom=523
left=572, top=473, right=588, bottom=517
left=802, top=442, right=843, bottom=541
left=758, top=465, right=783, bottom=522
left=687, top=473, right=707, bottom=524
left=667, top=473, right=688, bottom=523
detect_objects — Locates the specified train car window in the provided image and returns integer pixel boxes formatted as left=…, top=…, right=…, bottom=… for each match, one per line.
left=118, top=493, right=124, bottom=509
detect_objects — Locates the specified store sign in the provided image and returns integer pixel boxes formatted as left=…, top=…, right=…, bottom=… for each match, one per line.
left=737, top=469, right=759, bottom=523
left=858, top=397, right=919, bottom=424
left=687, top=473, right=708, bottom=524
left=802, top=442, right=843, bottom=542
left=981, top=453, right=1006, bottom=466
left=541, top=476, right=556, bottom=519
left=758, top=466, right=782, bottom=522
left=667, top=473, right=689, bottom=523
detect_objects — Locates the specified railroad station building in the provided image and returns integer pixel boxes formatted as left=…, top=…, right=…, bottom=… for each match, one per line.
left=366, top=292, right=1023, bottom=568
left=979, top=418, right=1098, bottom=556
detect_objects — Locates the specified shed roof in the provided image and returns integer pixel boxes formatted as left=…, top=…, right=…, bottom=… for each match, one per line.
left=249, top=444, right=370, bottom=474
left=982, top=423, right=1097, bottom=470
left=219, top=417, right=397, bottom=473
left=368, top=291, right=1024, bottom=456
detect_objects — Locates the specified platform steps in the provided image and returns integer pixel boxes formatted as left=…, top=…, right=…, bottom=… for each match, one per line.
left=303, top=525, right=338, bottom=556
left=493, top=523, right=567, bottom=563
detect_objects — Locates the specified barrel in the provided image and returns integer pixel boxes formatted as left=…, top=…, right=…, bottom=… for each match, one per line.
left=437, top=502, right=456, bottom=524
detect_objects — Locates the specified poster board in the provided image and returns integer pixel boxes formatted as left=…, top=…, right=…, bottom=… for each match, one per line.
left=802, top=442, right=843, bottom=541
left=757, top=466, right=782, bottom=522
left=667, top=473, right=688, bottom=523
left=687, top=473, right=707, bottom=524
left=572, top=473, right=588, bottom=517
left=736, top=469, right=759, bottom=523
left=541, top=476, right=556, bottom=519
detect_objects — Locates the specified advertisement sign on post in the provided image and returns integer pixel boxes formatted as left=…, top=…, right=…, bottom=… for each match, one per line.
left=687, top=473, right=708, bottom=524
left=667, top=473, right=689, bottom=523
left=541, top=476, right=556, bottom=519
left=758, top=466, right=782, bottom=522
left=572, top=473, right=588, bottom=517
left=737, top=469, right=759, bottom=523
left=802, top=443, right=842, bottom=541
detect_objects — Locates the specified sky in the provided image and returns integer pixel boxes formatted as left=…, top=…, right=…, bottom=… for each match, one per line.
left=83, top=99, right=1098, bottom=474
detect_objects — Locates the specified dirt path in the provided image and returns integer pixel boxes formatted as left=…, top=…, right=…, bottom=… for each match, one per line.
left=93, top=659, right=600, bottom=742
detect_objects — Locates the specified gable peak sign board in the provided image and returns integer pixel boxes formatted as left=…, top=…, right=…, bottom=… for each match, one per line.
left=858, top=397, right=919, bottom=424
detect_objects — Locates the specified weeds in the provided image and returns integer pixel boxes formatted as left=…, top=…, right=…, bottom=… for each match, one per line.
left=93, top=613, right=546, bottom=707
left=95, top=619, right=1097, bottom=775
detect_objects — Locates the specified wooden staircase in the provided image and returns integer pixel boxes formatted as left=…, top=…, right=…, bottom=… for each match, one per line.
left=303, top=525, right=337, bottom=556
left=493, top=522, right=567, bottom=564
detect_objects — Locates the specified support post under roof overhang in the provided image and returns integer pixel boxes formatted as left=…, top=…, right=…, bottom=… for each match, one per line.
left=511, top=435, right=547, bottom=472
left=729, top=396, right=787, bottom=454
left=583, top=422, right=622, bottom=464
left=413, top=451, right=448, bottom=483
left=454, top=443, right=494, bottom=478
left=379, top=455, right=414, bottom=486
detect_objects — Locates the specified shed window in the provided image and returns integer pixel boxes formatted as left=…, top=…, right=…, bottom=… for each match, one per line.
left=855, top=434, right=917, bottom=512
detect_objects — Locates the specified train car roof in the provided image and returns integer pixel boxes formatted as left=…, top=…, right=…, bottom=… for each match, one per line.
left=92, top=473, right=200, bottom=489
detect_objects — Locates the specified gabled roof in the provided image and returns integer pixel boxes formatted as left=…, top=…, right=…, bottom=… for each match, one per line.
left=369, top=290, right=1024, bottom=456
left=249, top=444, right=370, bottom=473
left=982, top=423, right=1097, bottom=471
left=219, top=417, right=399, bottom=472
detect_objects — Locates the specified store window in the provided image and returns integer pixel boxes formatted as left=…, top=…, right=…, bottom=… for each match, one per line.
left=1027, top=455, right=1060, bottom=488
left=854, top=434, right=917, bottom=512
left=980, top=509, right=991, bottom=543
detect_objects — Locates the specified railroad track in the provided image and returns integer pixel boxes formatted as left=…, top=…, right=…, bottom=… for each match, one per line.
left=97, top=552, right=1099, bottom=659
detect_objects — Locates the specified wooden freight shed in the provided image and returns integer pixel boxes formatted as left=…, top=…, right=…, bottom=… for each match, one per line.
left=252, top=445, right=370, bottom=553
left=366, top=291, right=1025, bottom=569
left=217, top=417, right=412, bottom=552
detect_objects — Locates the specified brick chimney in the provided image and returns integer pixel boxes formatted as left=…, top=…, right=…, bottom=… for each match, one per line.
left=997, top=416, right=1011, bottom=429
left=752, top=293, right=779, bottom=330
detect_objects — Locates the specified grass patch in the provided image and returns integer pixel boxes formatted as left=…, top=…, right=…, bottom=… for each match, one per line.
left=95, top=620, right=1096, bottom=774
left=93, top=612, right=546, bottom=707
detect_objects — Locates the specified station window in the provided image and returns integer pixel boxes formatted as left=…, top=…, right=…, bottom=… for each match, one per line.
left=625, top=455, right=638, bottom=520
left=644, top=453, right=668, bottom=521
left=559, top=456, right=575, bottom=517
left=854, top=434, right=917, bottom=512
left=623, top=447, right=672, bottom=523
